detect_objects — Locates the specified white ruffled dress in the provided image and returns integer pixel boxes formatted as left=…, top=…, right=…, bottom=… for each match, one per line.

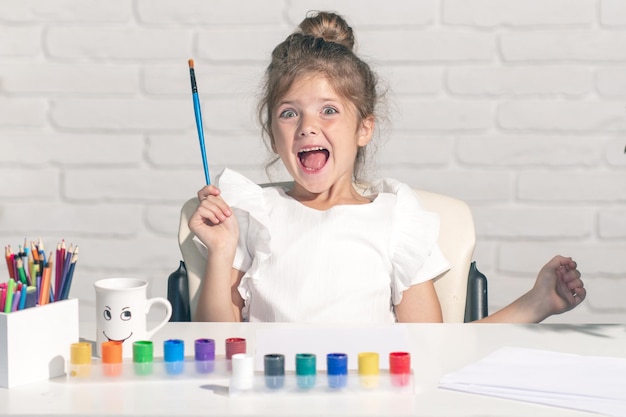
left=194, top=168, right=450, bottom=323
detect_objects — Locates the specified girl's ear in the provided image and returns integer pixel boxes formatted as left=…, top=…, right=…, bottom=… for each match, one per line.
left=357, top=115, right=375, bottom=147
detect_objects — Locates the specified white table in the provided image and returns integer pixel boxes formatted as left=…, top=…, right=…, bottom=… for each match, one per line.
left=1, top=322, right=624, bottom=416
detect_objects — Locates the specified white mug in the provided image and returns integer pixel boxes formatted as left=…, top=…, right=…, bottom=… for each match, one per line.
left=94, top=278, right=172, bottom=358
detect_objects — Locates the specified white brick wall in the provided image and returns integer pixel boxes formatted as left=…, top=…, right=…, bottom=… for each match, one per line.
left=1, top=0, right=625, bottom=323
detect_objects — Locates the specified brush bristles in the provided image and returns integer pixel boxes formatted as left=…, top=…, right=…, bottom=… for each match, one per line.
left=188, top=59, right=194, bottom=69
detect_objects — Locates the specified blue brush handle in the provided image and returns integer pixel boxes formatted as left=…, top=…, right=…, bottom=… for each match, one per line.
left=192, top=92, right=210, bottom=185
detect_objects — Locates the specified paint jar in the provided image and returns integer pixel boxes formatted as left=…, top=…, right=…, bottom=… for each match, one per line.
left=358, top=352, right=379, bottom=388
left=326, top=353, right=348, bottom=389
left=69, top=342, right=92, bottom=378
left=295, top=353, right=317, bottom=389
left=195, top=338, right=215, bottom=374
left=230, top=353, right=254, bottom=394
left=225, top=337, right=246, bottom=359
left=101, top=341, right=123, bottom=377
left=133, top=340, right=153, bottom=376
left=164, top=339, right=185, bottom=375
left=389, top=351, right=411, bottom=387
left=264, top=353, right=285, bottom=389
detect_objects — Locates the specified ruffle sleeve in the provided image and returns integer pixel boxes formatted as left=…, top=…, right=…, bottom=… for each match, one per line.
left=365, top=178, right=451, bottom=305
left=191, top=168, right=272, bottom=314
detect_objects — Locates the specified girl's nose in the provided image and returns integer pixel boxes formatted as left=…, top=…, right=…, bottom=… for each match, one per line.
left=298, top=115, right=318, bottom=137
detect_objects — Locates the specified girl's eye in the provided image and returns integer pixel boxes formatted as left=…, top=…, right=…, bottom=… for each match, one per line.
left=120, top=310, right=132, bottom=321
left=323, top=107, right=338, bottom=115
left=279, top=109, right=297, bottom=118
left=103, top=310, right=112, bottom=320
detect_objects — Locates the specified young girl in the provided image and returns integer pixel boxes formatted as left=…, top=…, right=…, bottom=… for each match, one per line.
left=189, top=11, right=586, bottom=323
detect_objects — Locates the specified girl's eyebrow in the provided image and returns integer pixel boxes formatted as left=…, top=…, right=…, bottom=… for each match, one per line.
left=276, top=99, right=295, bottom=106
left=278, top=97, right=342, bottom=107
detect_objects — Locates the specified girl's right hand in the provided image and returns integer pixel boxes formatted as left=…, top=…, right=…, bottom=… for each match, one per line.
left=188, top=185, right=239, bottom=253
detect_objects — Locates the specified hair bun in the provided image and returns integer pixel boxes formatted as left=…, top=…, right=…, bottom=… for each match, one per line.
left=298, top=11, right=355, bottom=51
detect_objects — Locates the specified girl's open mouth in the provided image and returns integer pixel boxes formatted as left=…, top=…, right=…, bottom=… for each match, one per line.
left=298, top=147, right=329, bottom=171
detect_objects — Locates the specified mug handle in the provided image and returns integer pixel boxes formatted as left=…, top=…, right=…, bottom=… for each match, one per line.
left=145, top=297, right=173, bottom=340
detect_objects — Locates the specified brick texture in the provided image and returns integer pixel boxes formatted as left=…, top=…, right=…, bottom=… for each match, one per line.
left=0, top=0, right=624, bottom=323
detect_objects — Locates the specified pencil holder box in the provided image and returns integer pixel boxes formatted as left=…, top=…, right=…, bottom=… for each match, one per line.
left=0, top=298, right=79, bottom=388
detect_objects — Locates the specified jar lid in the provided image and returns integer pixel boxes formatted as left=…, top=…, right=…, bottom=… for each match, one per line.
left=101, top=341, right=122, bottom=364
left=70, top=342, right=92, bottom=365
left=194, top=338, right=215, bottom=361
left=326, top=353, right=348, bottom=376
left=225, top=337, right=246, bottom=359
left=164, top=339, right=185, bottom=362
left=295, top=353, right=316, bottom=376
left=231, top=353, right=254, bottom=379
left=389, top=351, right=411, bottom=374
left=264, top=353, right=285, bottom=376
left=358, top=352, right=379, bottom=376
left=133, top=340, right=153, bottom=363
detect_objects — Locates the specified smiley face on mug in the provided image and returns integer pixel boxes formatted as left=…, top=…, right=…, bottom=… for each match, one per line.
left=94, top=277, right=172, bottom=358
left=102, top=305, right=134, bottom=343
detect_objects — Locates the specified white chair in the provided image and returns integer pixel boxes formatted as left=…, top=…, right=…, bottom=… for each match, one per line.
left=412, top=189, right=477, bottom=323
left=173, top=186, right=483, bottom=323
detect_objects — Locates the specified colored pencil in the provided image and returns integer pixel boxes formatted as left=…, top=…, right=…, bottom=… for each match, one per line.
left=57, top=240, right=66, bottom=301
left=5, top=246, right=15, bottom=279
left=30, top=241, right=39, bottom=263
left=25, top=286, right=37, bottom=308
left=11, top=288, right=20, bottom=312
left=20, top=245, right=30, bottom=285
left=60, top=244, right=74, bottom=295
left=3, top=238, right=79, bottom=312
left=60, top=248, right=78, bottom=301
left=29, top=257, right=38, bottom=290
left=39, top=254, right=52, bottom=305
left=0, top=286, right=6, bottom=313
left=16, top=258, right=28, bottom=285
left=18, top=284, right=27, bottom=310
left=55, top=242, right=62, bottom=301
left=4, top=278, right=15, bottom=313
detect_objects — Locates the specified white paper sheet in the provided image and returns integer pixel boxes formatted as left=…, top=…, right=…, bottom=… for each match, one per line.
left=439, top=346, right=626, bottom=417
